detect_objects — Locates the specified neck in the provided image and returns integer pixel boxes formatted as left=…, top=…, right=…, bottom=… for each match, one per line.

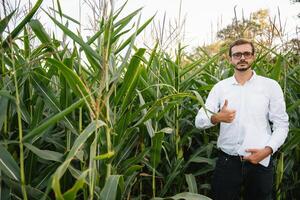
left=234, top=69, right=253, bottom=85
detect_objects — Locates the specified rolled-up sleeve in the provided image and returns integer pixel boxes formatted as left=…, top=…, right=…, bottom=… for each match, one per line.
left=266, top=81, right=289, bottom=153
left=195, top=84, right=220, bottom=129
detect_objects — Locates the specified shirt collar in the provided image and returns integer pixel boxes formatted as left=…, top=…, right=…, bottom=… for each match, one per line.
left=248, top=70, right=257, bottom=83
left=230, top=70, right=257, bottom=85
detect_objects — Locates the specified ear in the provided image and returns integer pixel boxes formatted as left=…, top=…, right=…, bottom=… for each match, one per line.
left=249, top=53, right=256, bottom=62
left=229, top=57, right=234, bottom=64
left=227, top=53, right=235, bottom=65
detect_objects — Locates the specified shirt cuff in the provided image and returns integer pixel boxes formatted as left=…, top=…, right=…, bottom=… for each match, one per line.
left=195, top=108, right=215, bottom=129
left=265, top=142, right=278, bottom=154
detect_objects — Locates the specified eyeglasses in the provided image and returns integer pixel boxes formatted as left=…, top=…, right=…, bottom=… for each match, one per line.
left=231, top=51, right=253, bottom=59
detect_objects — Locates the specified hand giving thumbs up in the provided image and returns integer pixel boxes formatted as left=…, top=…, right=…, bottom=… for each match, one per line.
left=211, top=99, right=236, bottom=124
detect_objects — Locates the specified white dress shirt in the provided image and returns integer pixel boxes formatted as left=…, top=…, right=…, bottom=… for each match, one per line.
left=195, top=71, right=289, bottom=166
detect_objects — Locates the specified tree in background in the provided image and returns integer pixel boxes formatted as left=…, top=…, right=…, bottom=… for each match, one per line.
left=192, top=8, right=297, bottom=58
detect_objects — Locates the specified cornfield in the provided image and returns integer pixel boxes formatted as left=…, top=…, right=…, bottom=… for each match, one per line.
left=0, top=0, right=299, bottom=199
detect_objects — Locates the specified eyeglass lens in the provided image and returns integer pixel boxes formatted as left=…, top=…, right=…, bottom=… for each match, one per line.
left=232, top=52, right=252, bottom=59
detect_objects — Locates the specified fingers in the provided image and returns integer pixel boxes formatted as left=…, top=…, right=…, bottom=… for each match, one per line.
left=224, top=110, right=236, bottom=123
left=224, top=112, right=235, bottom=122
left=243, top=156, right=258, bottom=164
left=229, top=110, right=236, bottom=117
left=243, top=155, right=250, bottom=160
left=243, top=149, right=262, bottom=164
left=229, top=109, right=236, bottom=114
left=245, top=149, right=259, bottom=153
left=221, top=99, right=228, bottom=110
left=243, top=153, right=255, bottom=163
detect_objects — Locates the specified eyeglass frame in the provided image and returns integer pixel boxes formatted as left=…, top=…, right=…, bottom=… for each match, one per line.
left=231, top=51, right=254, bottom=59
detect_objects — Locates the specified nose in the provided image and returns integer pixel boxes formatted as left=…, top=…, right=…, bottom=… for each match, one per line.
left=239, top=54, right=247, bottom=61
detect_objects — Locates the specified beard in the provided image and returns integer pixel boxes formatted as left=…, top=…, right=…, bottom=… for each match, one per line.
left=234, top=61, right=251, bottom=71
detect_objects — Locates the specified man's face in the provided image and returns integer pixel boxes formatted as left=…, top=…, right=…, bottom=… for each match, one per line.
left=230, top=44, right=255, bottom=72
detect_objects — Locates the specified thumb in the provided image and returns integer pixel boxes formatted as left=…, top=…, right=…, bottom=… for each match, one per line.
left=222, top=99, right=228, bottom=109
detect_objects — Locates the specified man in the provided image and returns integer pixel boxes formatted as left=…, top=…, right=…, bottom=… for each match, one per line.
left=195, top=39, right=289, bottom=200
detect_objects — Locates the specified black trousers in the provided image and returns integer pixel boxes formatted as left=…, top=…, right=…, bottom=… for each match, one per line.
left=212, top=150, right=274, bottom=200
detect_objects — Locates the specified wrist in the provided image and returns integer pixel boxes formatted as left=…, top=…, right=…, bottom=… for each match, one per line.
left=211, top=113, right=220, bottom=124
left=264, top=146, right=273, bottom=155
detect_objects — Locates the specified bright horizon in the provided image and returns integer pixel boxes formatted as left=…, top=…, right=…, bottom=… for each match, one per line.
left=5, top=0, right=300, bottom=49
left=121, top=0, right=300, bottom=47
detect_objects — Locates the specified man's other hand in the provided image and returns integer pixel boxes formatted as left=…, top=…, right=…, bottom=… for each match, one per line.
left=243, top=147, right=273, bottom=164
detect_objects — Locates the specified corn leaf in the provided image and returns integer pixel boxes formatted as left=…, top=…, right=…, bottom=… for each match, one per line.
left=49, top=7, right=80, bottom=25
left=62, top=170, right=88, bottom=200
left=0, top=10, right=16, bottom=35
left=45, top=11, right=101, bottom=61
left=115, top=48, right=146, bottom=111
left=0, top=96, right=8, bottom=131
left=31, top=75, right=78, bottom=134
left=1, top=177, right=51, bottom=200
left=29, top=20, right=51, bottom=44
left=46, top=58, right=90, bottom=99
left=270, top=55, right=283, bottom=81
left=185, top=174, right=198, bottom=194
left=24, top=143, right=63, bottom=162
left=151, top=132, right=164, bottom=169
left=56, top=0, right=63, bottom=18
left=52, top=120, right=105, bottom=200
left=115, top=15, right=154, bottom=54
left=135, top=93, right=198, bottom=125
left=169, top=192, right=212, bottom=200
left=190, top=157, right=216, bottom=167
left=2, top=0, right=43, bottom=48
left=0, top=144, right=20, bottom=181
left=153, top=192, right=212, bottom=200
left=100, top=175, right=124, bottom=200
left=137, top=90, right=155, bottom=137
left=23, top=97, right=85, bottom=142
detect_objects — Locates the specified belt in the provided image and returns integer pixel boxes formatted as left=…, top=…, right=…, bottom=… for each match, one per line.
left=218, top=150, right=245, bottom=162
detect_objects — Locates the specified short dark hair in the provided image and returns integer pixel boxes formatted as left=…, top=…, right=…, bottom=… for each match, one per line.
left=229, top=39, right=255, bottom=57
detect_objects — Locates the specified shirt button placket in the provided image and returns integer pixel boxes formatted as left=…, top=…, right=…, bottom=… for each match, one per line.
left=236, top=84, right=244, bottom=152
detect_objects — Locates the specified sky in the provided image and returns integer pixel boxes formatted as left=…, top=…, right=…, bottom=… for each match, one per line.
left=9, top=0, right=300, bottom=49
